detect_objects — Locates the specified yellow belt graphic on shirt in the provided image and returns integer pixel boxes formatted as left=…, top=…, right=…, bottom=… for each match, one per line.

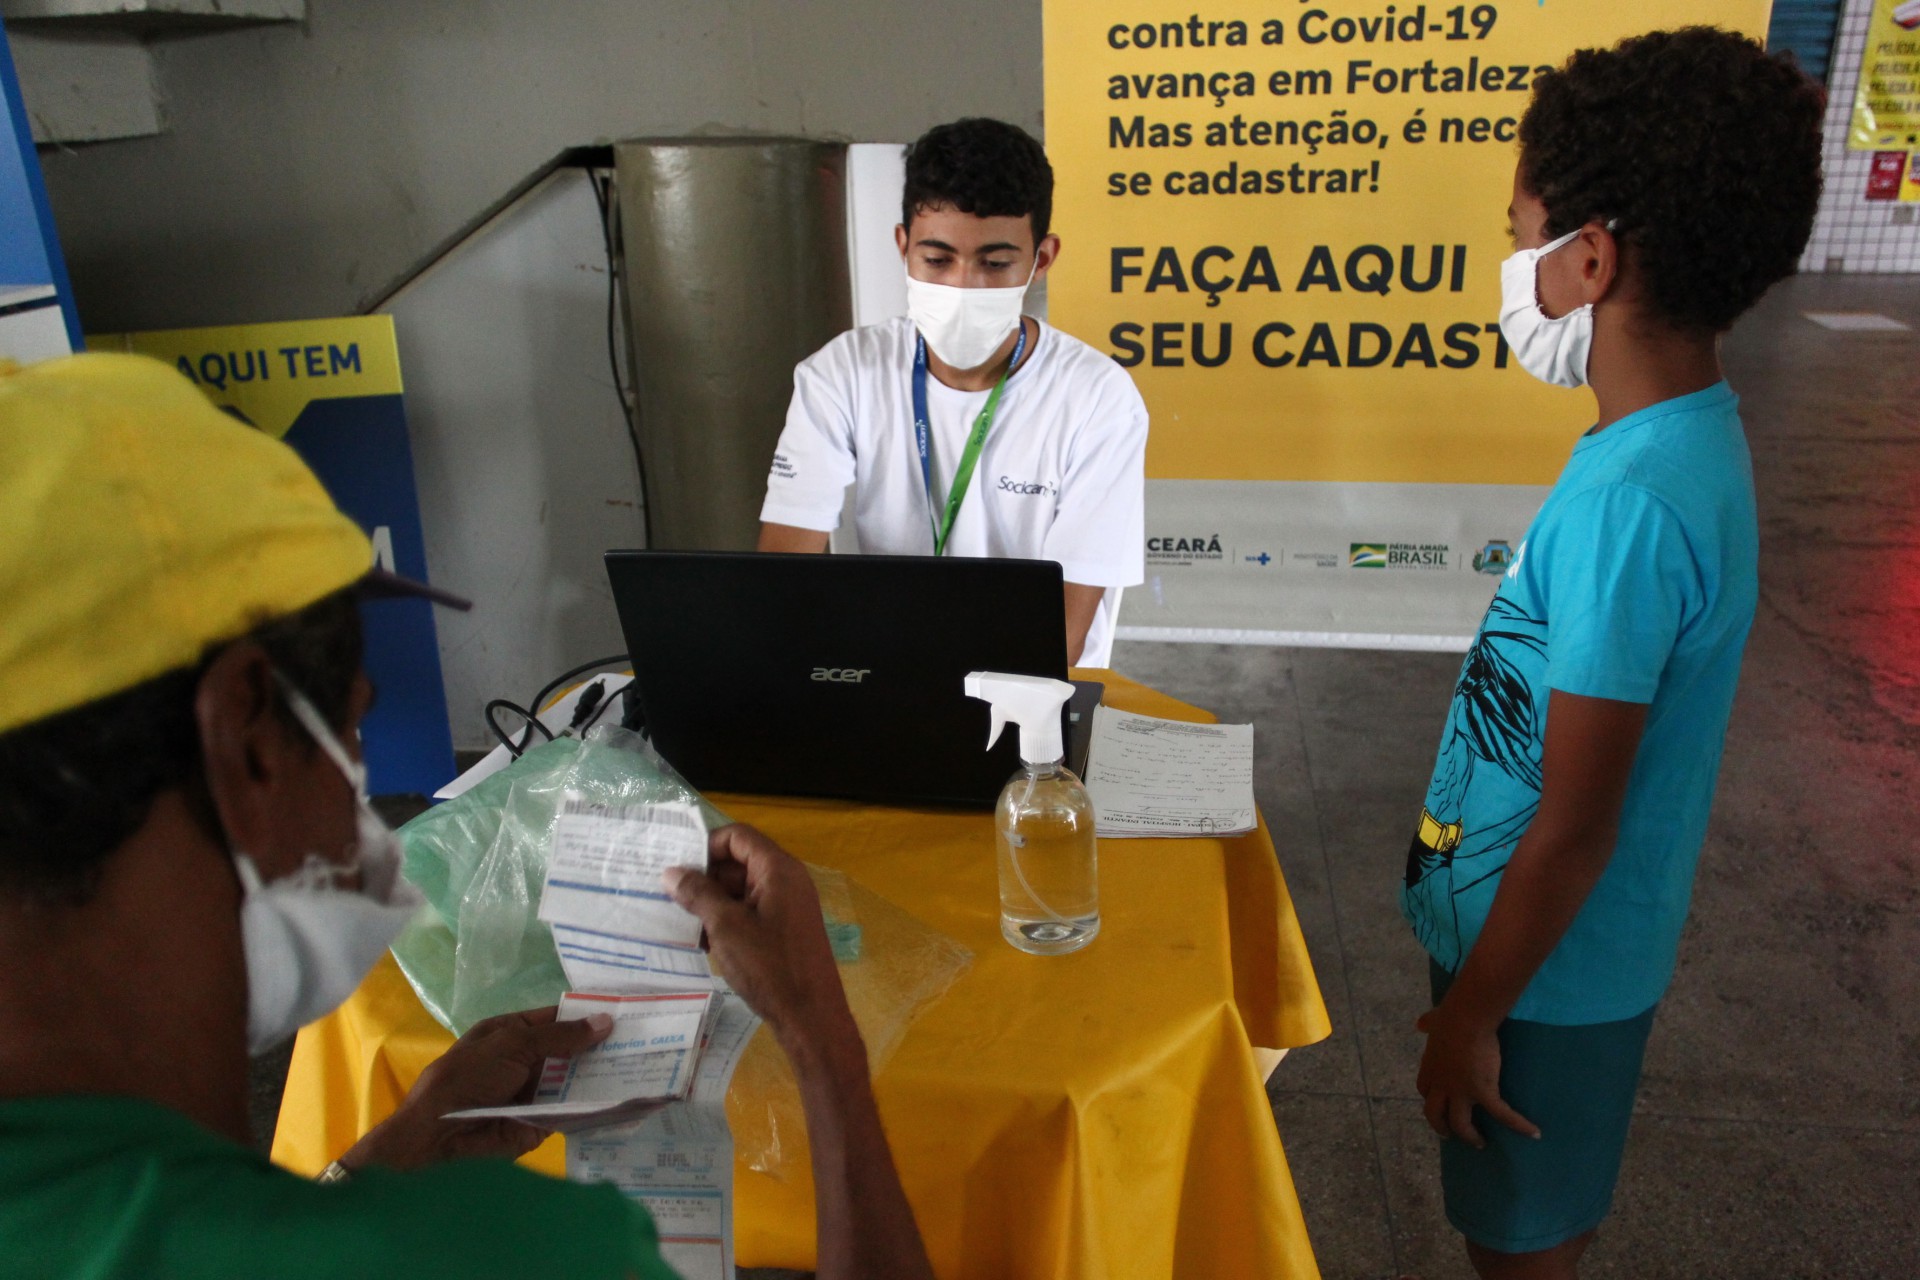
left=1416, top=808, right=1463, bottom=854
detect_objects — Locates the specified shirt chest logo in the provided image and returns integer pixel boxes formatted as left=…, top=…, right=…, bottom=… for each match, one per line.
left=996, top=475, right=1057, bottom=498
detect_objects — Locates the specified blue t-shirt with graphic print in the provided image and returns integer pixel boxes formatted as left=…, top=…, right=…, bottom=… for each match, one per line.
left=1401, top=382, right=1758, bottom=1024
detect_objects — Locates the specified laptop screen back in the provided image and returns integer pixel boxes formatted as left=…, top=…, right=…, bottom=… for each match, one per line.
left=605, top=551, right=1068, bottom=807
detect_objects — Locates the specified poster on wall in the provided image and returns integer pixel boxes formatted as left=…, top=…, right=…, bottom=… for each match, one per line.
left=91, top=317, right=459, bottom=797
left=1043, top=0, right=1770, bottom=644
left=1849, top=0, right=1920, bottom=150
left=0, top=22, right=80, bottom=364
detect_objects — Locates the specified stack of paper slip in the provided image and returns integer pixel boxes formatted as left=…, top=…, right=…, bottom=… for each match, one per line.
left=446, top=797, right=736, bottom=1132
left=455, top=795, right=767, bottom=1278
left=566, top=993, right=765, bottom=1280
left=539, top=797, right=718, bottom=991
left=1082, top=706, right=1257, bottom=838
left=446, top=990, right=718, bottom=1132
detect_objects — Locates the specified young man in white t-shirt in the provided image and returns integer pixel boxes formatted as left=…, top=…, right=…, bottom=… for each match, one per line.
left=757, top=117, right=1148, bottom=667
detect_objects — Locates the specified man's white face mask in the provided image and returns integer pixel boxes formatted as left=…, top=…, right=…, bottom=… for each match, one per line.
left=232, top=676, right=422, bottom=1054
left=1497, top=226, right=1594, bottom=389
left=904, top=255, right=1039, bottom=371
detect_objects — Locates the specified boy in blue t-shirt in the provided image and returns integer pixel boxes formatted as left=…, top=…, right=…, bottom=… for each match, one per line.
left=1400, top=28, right=1825, bottom=1279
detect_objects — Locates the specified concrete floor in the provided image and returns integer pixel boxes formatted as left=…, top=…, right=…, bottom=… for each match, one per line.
left=1109, top=273, right=1920, bottom=1279
left=252, top=273, right=1917, bottom=1277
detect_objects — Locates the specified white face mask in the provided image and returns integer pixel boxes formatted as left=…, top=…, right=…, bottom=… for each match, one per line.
left=904, top=256, right=1038, bottom=371
left=1497, top=227, right=1593, bottom=389
left=233, top=677, right=423, bottom=1054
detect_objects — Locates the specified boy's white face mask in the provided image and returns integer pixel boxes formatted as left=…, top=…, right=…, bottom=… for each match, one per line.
left=1497, top=227, right=1593, bottom=389
left=232, top=677, right=422, bottom=1054
left=904, top=256, right=1039, bottom=371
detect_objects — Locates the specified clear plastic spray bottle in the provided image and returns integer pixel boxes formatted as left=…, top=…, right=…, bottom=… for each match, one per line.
left=964, top=672, right=1099, bottom=955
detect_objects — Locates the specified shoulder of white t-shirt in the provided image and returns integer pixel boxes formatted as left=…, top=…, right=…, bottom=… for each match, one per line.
left=1026, top=322, right=1145, bottom=406
left=800, top=316, right=1142, bottom=409
left=798, top=316, right=916, bottom=381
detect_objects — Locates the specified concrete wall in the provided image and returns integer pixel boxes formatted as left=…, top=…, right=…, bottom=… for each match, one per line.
left=40, top=0, right=1043, bottom=334
left=376, top=166, right=644, bottom=753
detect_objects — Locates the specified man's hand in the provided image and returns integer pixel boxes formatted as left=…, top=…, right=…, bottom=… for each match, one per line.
left=669, top=825, right=933, bottom=1280
left=1414, top=1003, right=1539, bottom=1149
left=340, top=1006, right=611, bottom=1172
left=664, top=824, right=861, bottom=1074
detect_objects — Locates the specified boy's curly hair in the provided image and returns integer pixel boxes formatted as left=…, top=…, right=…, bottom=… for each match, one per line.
left=1519, top=27, right=1825, bottom=334
left=902, top=118, right=1053, bottom=240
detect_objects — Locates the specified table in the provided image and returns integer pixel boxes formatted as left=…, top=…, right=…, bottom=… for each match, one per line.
left=273, top=670, right=1332, bottom=1278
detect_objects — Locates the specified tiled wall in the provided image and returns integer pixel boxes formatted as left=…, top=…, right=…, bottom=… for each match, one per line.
left=1799, top=0, right=1920, bottom=273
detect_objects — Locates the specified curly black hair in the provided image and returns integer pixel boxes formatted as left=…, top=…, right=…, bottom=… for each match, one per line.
left=0, top=588, right=363, bottom=905
left=902, top=117, right=1054, bottom=241
left=1519, top=27, right=1825, bottom=334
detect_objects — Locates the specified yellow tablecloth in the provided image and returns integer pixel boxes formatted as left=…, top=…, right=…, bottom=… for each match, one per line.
left=273, top=671, right=1331, bottom=1278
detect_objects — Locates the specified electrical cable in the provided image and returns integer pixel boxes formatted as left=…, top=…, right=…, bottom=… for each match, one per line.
left=568, top=679, right=608, bottom=733
left=571, top=678, right=624, bottom=737
left=517, top=653, right=630, bottom=755
left=480, top=654, right=631, bottom=759
left=485, top=699, right=553, bottom=758
left=590, top=169, right=653, bottom=547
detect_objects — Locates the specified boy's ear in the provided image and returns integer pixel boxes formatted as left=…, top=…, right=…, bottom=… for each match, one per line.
left=1034, top=234, right=1062, bottom=276
left=1577, top=221, right=1623, bottom=307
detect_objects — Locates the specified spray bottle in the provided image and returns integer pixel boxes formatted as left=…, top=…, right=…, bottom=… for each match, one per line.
left=964, top=671, right=1099, bottom=955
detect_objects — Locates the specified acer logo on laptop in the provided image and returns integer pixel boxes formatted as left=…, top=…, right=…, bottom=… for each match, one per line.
left=811, top=667, right=872, bottom=683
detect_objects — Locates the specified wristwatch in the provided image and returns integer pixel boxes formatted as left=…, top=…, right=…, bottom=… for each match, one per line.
left=316, top=1160, right=353, bottom=1185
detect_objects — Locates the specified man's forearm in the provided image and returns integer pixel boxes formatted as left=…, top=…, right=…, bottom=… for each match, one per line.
left=758, top=522, right=831, bottom=554
left=1062, top=582, right=1105, bottom=667
left=787, top=1021, right=935, bottom=1280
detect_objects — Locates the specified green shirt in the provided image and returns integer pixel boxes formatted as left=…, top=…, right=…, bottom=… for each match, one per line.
left=0, top=1095, right=680, bottom=1279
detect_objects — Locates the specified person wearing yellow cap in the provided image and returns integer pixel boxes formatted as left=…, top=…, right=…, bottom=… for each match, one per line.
left=0, top=354, right=934, bottom=1279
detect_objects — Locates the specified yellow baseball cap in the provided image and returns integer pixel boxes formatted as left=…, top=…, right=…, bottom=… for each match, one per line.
left=0, top=352, right=427, bottom=736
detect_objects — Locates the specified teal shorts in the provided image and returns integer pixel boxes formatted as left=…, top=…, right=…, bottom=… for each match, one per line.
left=1429, top=960, right=1657, bottom=1255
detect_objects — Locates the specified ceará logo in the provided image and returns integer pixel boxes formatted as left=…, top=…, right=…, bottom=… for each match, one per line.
left=811, top=668, right=872, bottom=683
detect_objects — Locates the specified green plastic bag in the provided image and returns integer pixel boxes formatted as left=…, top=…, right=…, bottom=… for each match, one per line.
left=391, top=725, right=730, bottom=1034
left=388, top=723, right=975, bottom=1176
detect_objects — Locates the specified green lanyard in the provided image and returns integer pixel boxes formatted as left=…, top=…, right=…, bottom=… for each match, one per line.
left=911, top=325, right=1027, bottom=556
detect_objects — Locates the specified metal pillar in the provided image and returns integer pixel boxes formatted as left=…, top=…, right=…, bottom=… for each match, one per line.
left=613, top=138, right=852, bottom=550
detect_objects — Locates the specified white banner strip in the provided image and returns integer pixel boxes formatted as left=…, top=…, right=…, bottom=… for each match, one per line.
left=1117, top=626, right=1472, bottom=653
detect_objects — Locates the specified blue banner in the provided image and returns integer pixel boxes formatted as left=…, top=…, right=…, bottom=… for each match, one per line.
left=0, top=20, right=81, bottom=361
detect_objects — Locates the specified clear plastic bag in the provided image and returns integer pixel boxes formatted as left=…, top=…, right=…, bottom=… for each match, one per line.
left=727, top=862, right=973, bottom=1176
left=389, top=723, right=973, bottom=1176
left=392, top=725, right=729, bottom=1033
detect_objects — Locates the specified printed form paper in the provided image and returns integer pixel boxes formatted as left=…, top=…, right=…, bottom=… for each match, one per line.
left=1083, top=706, right=1257, bottom=838
left=569, top=994, right=764, bottom=1280
left=539, top=798, right=717, bottom=990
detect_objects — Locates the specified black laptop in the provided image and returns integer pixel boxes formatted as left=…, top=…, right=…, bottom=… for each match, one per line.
left=605, top=550, right=1090, bottom=807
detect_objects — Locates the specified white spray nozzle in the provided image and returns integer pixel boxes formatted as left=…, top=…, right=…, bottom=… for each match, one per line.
left=964, top=670, right=1073, bottom=766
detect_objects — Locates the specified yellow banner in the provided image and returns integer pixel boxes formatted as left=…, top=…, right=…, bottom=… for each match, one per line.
left=1851, top=0, right=1920, bottom=150
left=89, top=315, right=403, bottom=440
left=1044, top=1, right=1769, bottom=485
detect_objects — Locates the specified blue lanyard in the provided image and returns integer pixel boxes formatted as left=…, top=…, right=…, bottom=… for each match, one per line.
left=911, top=323, right=1028, bottom=556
